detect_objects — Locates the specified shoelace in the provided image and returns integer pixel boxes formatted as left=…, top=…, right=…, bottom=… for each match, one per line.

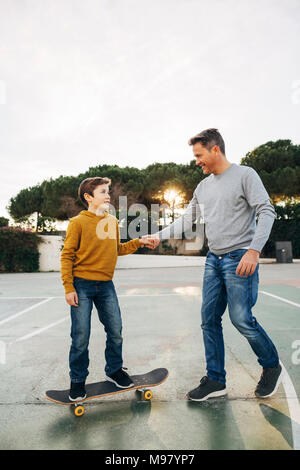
left=199, top=376, right=209, bottom=386
left=119, top=367, right=131, bottom=378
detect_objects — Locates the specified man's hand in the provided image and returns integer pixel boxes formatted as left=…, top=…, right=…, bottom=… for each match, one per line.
left=236, top=249, right=260, bottom=277
left=65, top=291, right=79, bottom=307
left=141, top=234, right=160, bottom=249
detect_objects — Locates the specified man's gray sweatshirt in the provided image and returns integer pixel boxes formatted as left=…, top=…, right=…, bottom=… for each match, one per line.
left=158, top=163, right=276, bottom=255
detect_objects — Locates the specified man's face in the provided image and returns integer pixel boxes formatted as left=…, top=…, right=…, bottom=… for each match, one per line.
left=193, top=142, right=217, bottom=175
left=85, top=184, right=111, bottom=212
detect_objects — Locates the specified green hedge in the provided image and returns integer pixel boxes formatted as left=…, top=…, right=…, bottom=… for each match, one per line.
left=0, top=227, right=43, bottom=272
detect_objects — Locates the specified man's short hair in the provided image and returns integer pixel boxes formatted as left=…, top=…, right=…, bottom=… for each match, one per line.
left=78, top=176, right=111, bottom=207
left=188, top=128, right=226, bottom=155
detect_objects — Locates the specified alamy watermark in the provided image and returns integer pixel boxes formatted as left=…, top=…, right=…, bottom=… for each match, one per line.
left=291, top=339, right=300, bottom=365
left=95, top=196, right=205, bottom=250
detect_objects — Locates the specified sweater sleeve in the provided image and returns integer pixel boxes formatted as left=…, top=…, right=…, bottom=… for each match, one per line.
left=61, top=219, right=81, bottom=294
left=243, top=168, right=276, bottom=253
left=116, top=219, right=140, bottom=256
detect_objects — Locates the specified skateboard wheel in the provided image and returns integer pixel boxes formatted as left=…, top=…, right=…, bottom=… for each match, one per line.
left=74, top=405, right=85, bottom=417
left=144, top=390, right=152, bottom=400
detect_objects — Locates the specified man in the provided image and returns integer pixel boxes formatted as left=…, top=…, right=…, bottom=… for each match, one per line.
left=146, top=128, right=282, bottom=401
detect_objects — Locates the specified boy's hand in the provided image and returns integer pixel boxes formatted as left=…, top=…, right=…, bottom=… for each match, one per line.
left=65, top=291, right=79, bottom=307
left=139, top=236, right=157, bottom=249
left=141, top=234, right=160, bottom=249
left=236, top=249, right=260, bottom=277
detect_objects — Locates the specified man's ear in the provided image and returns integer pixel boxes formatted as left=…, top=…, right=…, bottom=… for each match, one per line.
left=212, top=145, right=220, bottom=155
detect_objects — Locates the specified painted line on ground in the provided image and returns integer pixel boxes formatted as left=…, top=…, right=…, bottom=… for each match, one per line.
left=0, top=296, right=61, bottom=299
left=260, top=292, right=300, bottom=449
left=0, top=298, right=54, bottom=327
left=280, top=361, right=300, bottom=450
left=5, top=293, right=201, bottom=343
left=260, top=291, right=300, bottom=309
left=13, top=316, right=69, bottom=343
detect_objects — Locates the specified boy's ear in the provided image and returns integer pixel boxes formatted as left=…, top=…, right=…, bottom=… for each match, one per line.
left=84, top=192, right=92, bottom=203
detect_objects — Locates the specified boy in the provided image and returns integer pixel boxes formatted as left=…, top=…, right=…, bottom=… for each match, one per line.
left=61, top=176, right=155, bottom=401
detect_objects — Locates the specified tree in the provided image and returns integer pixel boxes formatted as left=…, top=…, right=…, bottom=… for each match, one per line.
left=241, top=139, right=300, bottom=202
left=7, top=162, right=202, bottom=221
left=8, top=185, right=43, bottom=220
left=0, top=217, right=9, bottom=228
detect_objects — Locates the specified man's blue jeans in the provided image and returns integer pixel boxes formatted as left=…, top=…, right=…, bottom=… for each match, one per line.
left=201, top=249, right=279, bottom=384
left=69, top=277, right=123, bottom=383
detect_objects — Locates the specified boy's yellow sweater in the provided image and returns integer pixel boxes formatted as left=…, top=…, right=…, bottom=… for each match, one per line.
left=61, top=210, right=140, bottom=294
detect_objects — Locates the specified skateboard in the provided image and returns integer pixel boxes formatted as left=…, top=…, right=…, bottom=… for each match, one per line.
left=45, top=367, right=168, bottom=417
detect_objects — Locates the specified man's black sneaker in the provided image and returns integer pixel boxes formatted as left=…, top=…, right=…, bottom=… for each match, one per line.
left=255, top=363, right=282, bottom=398
left=187, top=376, right=227, bottom=401
left=69, top=381, right=87, bottom=401
left=106, top=368, right=134, bottom=389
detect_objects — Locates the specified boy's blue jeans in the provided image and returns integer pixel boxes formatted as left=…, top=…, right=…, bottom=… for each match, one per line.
left=201, top=249, right=279, bottom=384
left=69, top=277, right=123, bottom=383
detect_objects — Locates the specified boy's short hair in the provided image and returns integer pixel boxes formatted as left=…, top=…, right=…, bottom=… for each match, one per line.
left=188, top=128, right=226, bottom=155
left=78, top=177, right=111, bottom=208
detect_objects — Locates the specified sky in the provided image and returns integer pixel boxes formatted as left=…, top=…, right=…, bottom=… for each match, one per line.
left=0, top=0, right=300, bottom=221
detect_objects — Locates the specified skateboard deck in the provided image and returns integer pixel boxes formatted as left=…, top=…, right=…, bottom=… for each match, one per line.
left=45, top=368, right=168, bottom=416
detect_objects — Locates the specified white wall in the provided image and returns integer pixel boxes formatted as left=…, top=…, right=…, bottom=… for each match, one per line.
left=37, top=234, right=205, bottom=272
left=38, top=235, right=64, bottom=272
left=37, top=234, right=279, bottom=271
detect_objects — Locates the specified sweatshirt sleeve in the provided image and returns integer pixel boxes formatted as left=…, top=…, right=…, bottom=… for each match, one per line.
left=243, top=168, right=276, bottom=253
left=61, top=219, right=81, bottom=294
left=116, top=219, right=140, bottom=256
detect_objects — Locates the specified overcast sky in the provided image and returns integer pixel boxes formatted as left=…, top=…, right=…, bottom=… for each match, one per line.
left=0, top=0, right=299, bottom=220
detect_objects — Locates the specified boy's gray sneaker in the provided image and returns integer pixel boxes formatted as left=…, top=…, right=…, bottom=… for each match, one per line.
left=255, top=364, right=282, bottom=398
left=187, top=376, right=227, bottom=401
left=106, top=367, right=134, bottom=389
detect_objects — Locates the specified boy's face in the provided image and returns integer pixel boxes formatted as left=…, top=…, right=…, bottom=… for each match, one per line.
left=84, top=184, right=110, bottom=213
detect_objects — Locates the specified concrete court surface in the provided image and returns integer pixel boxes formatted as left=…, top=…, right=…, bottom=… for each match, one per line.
left=0, top=255, right=300, bottom=450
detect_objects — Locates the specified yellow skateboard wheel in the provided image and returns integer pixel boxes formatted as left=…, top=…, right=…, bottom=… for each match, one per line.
left=74, top=405, right=85, bottom=417
left=144, top=390, right=152, bottom=400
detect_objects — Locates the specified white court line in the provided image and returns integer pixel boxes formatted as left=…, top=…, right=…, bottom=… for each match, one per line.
left=280, top=361, right=300, bottom=450
left=260, top=292, right=300, bottom=449
left=13, top=316, right=69, bottom=343
left=260, top=291, right=300, bottom=309
left=0, top=296, right=63, bottom=299
left=6, top=293, right=199, bottom=342
left=0, top=298, right=54, bottom=327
